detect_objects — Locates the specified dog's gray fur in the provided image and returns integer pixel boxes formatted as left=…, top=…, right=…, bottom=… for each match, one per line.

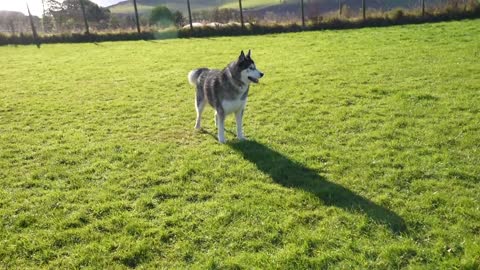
left=188, top=50, right=264, bottom=143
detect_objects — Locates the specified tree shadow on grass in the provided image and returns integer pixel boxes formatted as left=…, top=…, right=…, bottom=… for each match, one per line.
left=230, top=140, right=406, bottom=233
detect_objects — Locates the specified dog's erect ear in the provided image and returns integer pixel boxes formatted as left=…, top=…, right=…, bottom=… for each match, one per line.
left=246, top=49, right=251, bottom=59
left=239, top=50, right=246, bottom=61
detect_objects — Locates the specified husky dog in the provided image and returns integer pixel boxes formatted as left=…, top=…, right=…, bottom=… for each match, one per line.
left=188, top=50, right=264, bottom=143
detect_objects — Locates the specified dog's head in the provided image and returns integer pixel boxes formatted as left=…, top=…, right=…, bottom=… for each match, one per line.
left=237, top=50, right=264, bottom=84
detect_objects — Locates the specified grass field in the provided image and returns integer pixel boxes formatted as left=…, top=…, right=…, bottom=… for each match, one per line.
left=1, top=19, right=480, bottom=268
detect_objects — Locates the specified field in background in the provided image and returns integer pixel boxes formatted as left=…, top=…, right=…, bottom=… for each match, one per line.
left=109, top=3, right=157, bottom=14
left=1, top=19, right=479, bottom=268
left=106, top=0, right=446, bottom=15
left=107, top=0, right=442, bottom=14
left=109, top=2, right=191, bottom=14
left=220, top=0, right=296, bottom=10
left=108, top=0, right=294, bottom=14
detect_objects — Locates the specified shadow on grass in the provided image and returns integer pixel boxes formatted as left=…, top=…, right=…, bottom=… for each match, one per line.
left=230, top=140, right=406, bottom=233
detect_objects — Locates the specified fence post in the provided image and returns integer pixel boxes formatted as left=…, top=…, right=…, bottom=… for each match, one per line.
left=41, top=0, right=46, bottom=32
left=301, top=0, right=305, bottom=27
left=422, top=0, right=425, bottom=16
left=133, top=0, right=141, bottom=33
left=27, top=4, right=40, bottom=48
left=238, top=0, right=244, bottom=29
left=187, top=0, right=193, bottom=30
left=79, top=0, right=90, bottom=34
left=338, top=0, right=342, bottom=16
left=362, top=0, right=366, bottom=20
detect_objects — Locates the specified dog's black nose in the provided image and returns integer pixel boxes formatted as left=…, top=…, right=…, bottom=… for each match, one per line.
left=260, top=72, right=264, bottom=78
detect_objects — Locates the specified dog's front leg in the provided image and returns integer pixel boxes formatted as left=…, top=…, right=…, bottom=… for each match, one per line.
left=235, top=109, right=246, bottom=141
left=216, top=111, right=226, bottom=144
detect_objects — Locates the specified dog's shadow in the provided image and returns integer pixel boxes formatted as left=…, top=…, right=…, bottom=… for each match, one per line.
left=229, top=140, right=407, bottom=233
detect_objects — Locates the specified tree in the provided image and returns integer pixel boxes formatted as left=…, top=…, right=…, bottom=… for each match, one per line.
left=172, top=11, right=185, bottom=28
left=45, top=0, right=64, bottom=31
left=149, top=6, right=174, bottom=28
left=45, top=0, right=110, bottom=32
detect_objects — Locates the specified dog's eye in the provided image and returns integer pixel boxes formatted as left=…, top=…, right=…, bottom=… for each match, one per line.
left=249, top=66, right=255, bottom=70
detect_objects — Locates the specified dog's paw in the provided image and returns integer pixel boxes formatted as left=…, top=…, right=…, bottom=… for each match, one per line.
left=238, top=136, right=248, bottom=141
left=218, top=138, right=226, bottom=144
left=195, top=128, right=207, bottom=134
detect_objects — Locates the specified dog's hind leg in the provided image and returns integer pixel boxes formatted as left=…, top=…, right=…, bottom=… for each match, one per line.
left=195, top=90, right=206, bottom=130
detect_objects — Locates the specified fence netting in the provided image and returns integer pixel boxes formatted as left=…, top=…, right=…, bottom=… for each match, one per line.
left=0, top=0, right=477, bottom=35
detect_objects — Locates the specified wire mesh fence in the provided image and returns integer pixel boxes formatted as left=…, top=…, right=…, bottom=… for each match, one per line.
left=0, top=0, right=479, bottom=41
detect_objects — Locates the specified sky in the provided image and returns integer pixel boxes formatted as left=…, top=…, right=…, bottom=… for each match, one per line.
left=0, top=0, right=123, bottom=16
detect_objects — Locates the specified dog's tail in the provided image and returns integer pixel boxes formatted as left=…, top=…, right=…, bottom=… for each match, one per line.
left=188, top=68, right=208, bottom=86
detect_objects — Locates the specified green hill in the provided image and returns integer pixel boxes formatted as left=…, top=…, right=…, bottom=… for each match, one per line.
left=220, top=0, right=295, bottom=10
left=109, top=0, right=232, bottom=14
left=0, top=11, right=41, bottom=33
left=108, top=0, right=439, bottom=15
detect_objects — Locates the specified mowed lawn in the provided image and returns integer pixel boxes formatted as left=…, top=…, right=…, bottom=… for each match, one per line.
left=1, top=19, right=479, bottom=269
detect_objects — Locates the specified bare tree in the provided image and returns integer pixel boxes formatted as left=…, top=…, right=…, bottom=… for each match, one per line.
left=45, top=0, right=64, bottom=32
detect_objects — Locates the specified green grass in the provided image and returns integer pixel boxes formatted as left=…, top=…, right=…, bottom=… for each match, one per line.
left=1, top=19, right=480, bottom=269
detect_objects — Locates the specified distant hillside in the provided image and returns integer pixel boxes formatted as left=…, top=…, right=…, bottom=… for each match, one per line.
left=108, top=0, right=444, bottom=16
left=108, top=0, right=232, bottom=14
left=0, top=11, right=41, bottom=34
left=109, top=0, right=301, bottom=14
left=247, top=0, right=445, bottom=18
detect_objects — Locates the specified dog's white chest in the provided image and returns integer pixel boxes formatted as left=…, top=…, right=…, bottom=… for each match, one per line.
left=222, top=99, right=246, bottom=115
